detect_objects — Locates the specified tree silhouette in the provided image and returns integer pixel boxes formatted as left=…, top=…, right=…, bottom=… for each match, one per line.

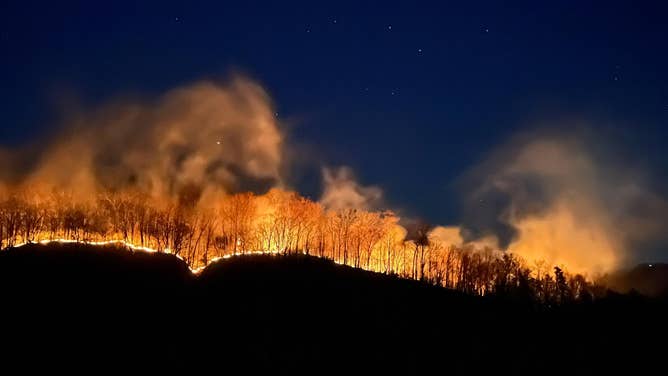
left=0, top=185, right=613, bottom=301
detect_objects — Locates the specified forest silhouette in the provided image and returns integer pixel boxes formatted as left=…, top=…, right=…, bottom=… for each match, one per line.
left=0, top=242, right=666, bottom=372
left=0, top=187, right=638, bottom=301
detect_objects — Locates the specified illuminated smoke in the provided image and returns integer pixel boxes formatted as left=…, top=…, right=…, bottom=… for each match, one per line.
left=428, top=226, right=463, bottom=247
left=458, top=130, right=668, bottom=274
left=319, top=166, right=383, bottom=211
left=2, top=76, right=284, bottom=203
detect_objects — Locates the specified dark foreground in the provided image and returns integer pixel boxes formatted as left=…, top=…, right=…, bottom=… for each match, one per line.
left=0, top=243, right=666, bottom=373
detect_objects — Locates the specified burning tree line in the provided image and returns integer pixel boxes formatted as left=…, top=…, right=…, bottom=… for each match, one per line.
left=0, top=186, right=599, bottom=303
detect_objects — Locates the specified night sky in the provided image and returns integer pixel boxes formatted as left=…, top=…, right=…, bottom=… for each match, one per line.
left=2, top=1, right=668, bottom=225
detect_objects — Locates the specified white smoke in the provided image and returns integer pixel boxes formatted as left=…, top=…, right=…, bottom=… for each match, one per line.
left=319, top=166, right=383, bottom=211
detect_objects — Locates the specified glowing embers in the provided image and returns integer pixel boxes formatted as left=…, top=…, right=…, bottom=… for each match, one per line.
left=10, top=238, right=285, bottom=275
left=190, top=249, right=282, bottom=274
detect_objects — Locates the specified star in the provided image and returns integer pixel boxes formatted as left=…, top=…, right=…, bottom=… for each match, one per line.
left=388, top=25, right=392, bottom=30
left=485, top=28, right=489, bottom=33
left=175, top=17, right=180, bottom=22
left=418, top=48, right=423, bottom=54
left=216, top=141, right=221, bottom=145
left=333, top=19, right=337, bottom=24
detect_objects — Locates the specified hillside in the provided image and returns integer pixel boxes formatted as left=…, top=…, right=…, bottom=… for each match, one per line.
left=0, top=243, right=666, bottom=372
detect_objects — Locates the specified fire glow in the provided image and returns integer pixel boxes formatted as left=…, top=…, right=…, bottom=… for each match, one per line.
left=0, top=186, right=593, bottom=297
left=2, top=76, right=665, bottom=293
left=10, top=238, right=283, bottom=275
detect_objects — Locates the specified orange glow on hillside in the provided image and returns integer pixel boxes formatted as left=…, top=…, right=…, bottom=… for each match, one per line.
left=1, top=184, right=606, bottom=296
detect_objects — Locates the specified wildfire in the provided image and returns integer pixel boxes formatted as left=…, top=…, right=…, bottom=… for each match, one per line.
left=0, top=183, right=600, bottom=298
left=3, top=77, right=655, bottom=295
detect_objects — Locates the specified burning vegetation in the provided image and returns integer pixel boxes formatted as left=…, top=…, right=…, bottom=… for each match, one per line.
left=1, top=76, right=667, bottom=302
left=0, top=186, right=602, bottom=302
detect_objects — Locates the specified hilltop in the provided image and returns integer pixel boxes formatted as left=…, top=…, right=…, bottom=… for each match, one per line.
left=0, top=243, right=666, bottom=372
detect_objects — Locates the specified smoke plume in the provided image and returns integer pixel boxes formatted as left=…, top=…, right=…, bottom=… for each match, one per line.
left=319, top=166, right=383, bottom=211
left=458, top=130, right=668, bottom=274
left=2, top=76, right=284, bottom=203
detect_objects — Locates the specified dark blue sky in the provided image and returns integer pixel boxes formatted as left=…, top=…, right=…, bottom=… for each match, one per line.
left=2, top=0, right=667, bottom=224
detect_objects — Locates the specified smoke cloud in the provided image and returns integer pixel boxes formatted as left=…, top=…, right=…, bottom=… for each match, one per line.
left=2, top=76, right=284, bottom=203
left=458, top=130, right=668, bottom=274
left=428, top=226, right=464, bottom=247
left=319, top=166, right=383, bottom=211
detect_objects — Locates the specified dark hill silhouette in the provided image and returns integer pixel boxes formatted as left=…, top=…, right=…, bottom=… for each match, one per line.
left=0, top=243, right=666, bottom=373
